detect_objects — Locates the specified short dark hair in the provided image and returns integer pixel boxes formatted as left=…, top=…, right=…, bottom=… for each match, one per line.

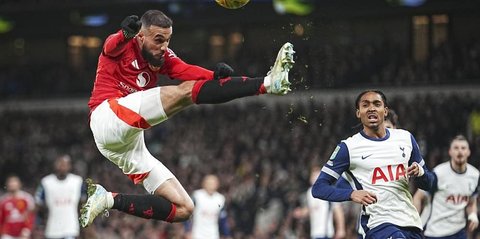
left=141, top=10, right=173, bottom=28
left=450, top=135, right=468, bottom=145
left=385, top=109, right=399, bottom=127
left=355, top=90, right=388, bottom=109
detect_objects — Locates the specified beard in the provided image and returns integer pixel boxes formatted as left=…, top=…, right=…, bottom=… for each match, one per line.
left=141, top=47, right=165, bottom=67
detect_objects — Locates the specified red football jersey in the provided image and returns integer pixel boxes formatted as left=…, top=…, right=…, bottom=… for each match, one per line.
left=0, top=191, right=35, bottom=237
left=88, top=30, right=214, bottom=110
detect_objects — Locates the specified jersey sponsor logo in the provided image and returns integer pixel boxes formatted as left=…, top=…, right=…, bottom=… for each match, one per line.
left=136, top=72, right=150, bottom=87
left=131, top=59, right=140, bottom=70
left=361, top=154, right=373, bottom=160
left=119, top=82, right=138, bottom=93
left=371, top=164, right=406, bottom=184
left=445, top=194, right=469, bottom=205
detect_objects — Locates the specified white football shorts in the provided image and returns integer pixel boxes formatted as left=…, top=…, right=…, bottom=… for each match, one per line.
left=90, top=87, right=175, bottom=194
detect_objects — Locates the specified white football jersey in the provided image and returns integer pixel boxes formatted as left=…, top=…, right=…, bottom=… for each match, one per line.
left=421, top=162, right=479, bottom=237
left=191, top=189, right=226, bottom=239
left=35, top=174, right=83, bottom=238
left=322, top=129, right=425, bottom=231
left=306, top=187, right=336, bottom=238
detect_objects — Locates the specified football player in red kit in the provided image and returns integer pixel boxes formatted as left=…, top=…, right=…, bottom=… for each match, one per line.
left=0, top=176, right=35, bottom=239
left=80, top=10, right=295, bottom=227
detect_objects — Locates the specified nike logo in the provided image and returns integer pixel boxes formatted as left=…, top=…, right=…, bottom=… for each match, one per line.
left=361, top=154, right=373, bottom=160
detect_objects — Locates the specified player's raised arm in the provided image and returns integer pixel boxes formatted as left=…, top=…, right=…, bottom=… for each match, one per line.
left=407, top=134, right=437, bottom=191
left=103, top=15, right=141, bottom=58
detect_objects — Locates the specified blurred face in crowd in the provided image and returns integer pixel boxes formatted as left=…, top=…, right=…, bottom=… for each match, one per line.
left=384, top=119, right=394, bottom=129
left=309, top=167, right=321, bottom=185
left=449, top=138, right=470, bottom=168
left=356, top=91, right=388, bottom=132
left=55, top=155, right=72, bottom=180
left=6, top=176, right=22, bottom=194
left=202, top=175, right=219, bottom=195
left=137, top=25, right=172, bottom=67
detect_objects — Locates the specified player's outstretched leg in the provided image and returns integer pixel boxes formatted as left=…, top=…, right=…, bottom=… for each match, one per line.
left=190, top=42, right=295, bottom=104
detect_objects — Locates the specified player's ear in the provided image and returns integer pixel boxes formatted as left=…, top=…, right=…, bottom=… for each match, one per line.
left=384, top=107, right=389, bottom=117
left=137, top=30, right=144, bottom=41
left=356, top=109, right=360, bottom=118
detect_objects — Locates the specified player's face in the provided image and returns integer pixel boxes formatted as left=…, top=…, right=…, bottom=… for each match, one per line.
left=55, top=156, right=72, bottom=178
left=6, top=176, right=21, bottom=193
left=203, top=175, right=219, bottom=194
left=356, top=92, right=388, bottom=130
left=449, top=139, right=470, bottom=166
left=138, top=25, right=172, bottom=67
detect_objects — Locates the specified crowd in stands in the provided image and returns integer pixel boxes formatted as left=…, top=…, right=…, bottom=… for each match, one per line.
left=1, top=91, right=479, bottom=238
left=1, top=39, right=479, bottom=99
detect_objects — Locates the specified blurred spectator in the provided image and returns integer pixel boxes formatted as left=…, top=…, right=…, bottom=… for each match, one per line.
left=0, top=175, right=35, bottom=239
left=35, top=155, right=85, bottom=239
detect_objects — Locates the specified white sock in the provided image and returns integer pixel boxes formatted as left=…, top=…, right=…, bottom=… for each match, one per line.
left=106, top=192, right=114, bottom=209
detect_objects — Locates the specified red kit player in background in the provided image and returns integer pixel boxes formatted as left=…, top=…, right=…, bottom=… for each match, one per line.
left=80, top=10, right=295, bottom=227
left=0, top=175, right=35, bottom=239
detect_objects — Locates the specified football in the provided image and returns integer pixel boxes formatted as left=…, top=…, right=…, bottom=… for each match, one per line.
left=215, top=0, right=250, bottom=9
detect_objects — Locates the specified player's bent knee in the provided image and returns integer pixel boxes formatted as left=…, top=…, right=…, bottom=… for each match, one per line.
left=174, top=201, right=194, bottom=221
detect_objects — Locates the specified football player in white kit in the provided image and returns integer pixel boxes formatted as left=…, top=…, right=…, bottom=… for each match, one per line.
left=186, top=175, right=230, bottom=239
left=335, top=109, right=400, bottom=239
left=35, top=155, right=85, bottom=239
left=413, top=135, right=479, bottom=239
left=312, top=90, right=436, bottom=239
left=293, top=167, right=346, bottom=239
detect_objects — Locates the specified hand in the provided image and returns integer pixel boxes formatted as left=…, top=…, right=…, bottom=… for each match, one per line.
left=351, top=190, right=377, bottom=206
left=468, top=220, right=479, bottom=232
left=213, top=62, right=234, bottom=80
left=407, top=162, right=424, bottom=177
left=468, top=213, right=479, bottom=232
left=121, top=15, right=142, bottom=39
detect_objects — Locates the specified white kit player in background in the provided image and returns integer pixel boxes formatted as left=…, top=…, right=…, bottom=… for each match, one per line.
left=293, top=167, right=346, bottom=239
left=186, top=174, right=231, bottom=239
left=35, top=155, right=85, bottom=239
left=413, top=135, right=479, bottom=239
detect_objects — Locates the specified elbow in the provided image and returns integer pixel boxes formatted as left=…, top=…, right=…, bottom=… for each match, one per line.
left=311, top=183, right=325, bottom=200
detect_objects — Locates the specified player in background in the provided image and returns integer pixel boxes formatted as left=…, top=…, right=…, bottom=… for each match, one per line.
left=0, top=175, right=35, bottom=239
left=413, top=135, right=479, bottom=239
left=80, top=9, right=295, bottom=227
left=312, top=90, right=436, bottom=239
left=35, top=155, right=85, bottom=239
left=185, top=174, right=231, bottom=239
left=336, top=109, right=399, bottom=239
left=293, top=167, right=346, bottom=239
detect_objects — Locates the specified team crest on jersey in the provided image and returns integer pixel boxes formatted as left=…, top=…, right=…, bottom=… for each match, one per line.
left=399, top=146, right=406, bottom=158
left=137, top=72, right=150, bottom=87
